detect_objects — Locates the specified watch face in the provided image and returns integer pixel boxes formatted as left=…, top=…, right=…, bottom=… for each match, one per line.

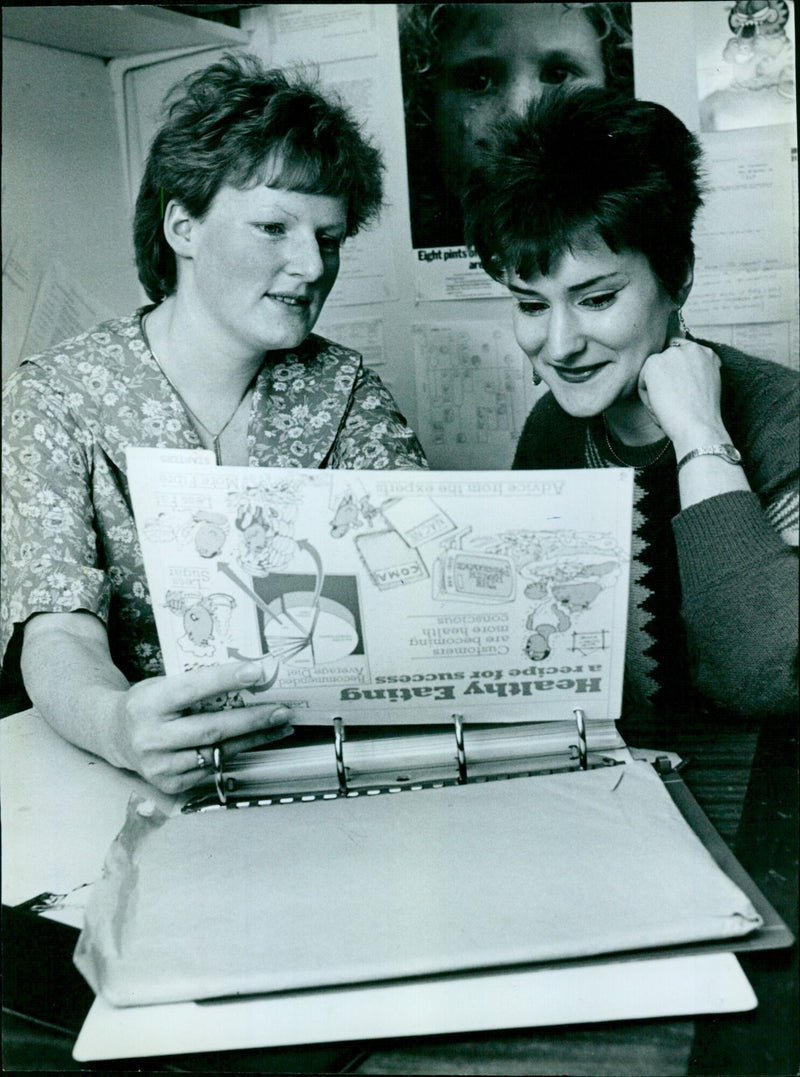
left=724, top=446, right=743, bottom=464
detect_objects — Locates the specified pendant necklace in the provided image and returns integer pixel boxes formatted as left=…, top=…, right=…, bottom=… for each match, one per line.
left=141, top=313, right=257, bottom=465
left=601, top=415, right=672, bottom=469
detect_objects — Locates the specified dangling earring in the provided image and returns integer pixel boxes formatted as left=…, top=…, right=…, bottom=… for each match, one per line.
left=677, top=308, right=688, bottom=335
left=531, top=370, right=542, bottom=386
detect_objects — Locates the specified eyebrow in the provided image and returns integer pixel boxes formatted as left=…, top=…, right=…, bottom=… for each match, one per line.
left=448, top=47, right=597, bottom=67
left=538, top=48, right=594, bottom=67
left=509, top=274, right=624, bottom=296
left=252, top=203, right=346, bottom=235
left=263, top=202, right=299, bottom=222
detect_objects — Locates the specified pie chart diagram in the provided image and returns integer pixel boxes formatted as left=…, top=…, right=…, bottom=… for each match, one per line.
left=262, top=592, right=359, bottom=667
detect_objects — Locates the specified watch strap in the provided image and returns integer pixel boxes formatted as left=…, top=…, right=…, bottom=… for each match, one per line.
left=676, top=443, right=742, bottom=472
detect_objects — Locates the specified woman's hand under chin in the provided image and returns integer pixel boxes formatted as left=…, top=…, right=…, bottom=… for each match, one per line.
left=637, top=338, right=730, bottom=459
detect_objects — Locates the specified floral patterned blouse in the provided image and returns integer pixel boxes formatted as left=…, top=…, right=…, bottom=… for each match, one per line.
left=1, top=309, right=427, bottom=688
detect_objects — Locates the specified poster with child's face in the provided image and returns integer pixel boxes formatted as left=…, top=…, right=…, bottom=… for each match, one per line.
left=397, top=2, right=634, bottom=274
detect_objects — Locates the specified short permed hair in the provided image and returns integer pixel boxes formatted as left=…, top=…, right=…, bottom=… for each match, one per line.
left=464, top=87, right=705, bottom=298
left=134, top=54, right=384, bottom=302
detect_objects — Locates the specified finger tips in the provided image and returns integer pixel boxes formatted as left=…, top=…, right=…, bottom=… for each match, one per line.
left=179, top=704, right=294, bottom=747
left=234, top=661, right=268, bottom=686
left=230, top=703, right=294, bottom=731
left=268, top=706, right=293, bottom=724
left=166, top=661, right=270, bottom=711
left=155, top=770, right=200, bottom=796
left=224, top=725, right=294, bottom=756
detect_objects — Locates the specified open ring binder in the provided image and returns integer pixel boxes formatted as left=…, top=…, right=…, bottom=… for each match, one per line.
left=184, top=707, right=619, bottom=812
left=78, top=455, right=792, bottom=1026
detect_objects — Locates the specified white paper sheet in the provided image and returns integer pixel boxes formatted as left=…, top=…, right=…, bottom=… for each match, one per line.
left=0, top=711, right=178, bottom=911
left=695, top=0, right=796, bottom=133
left=694, top=321, right=797, bottom=370
left=685, top=128, right=796, bottom=327
left=314, top=314, right=387, bottom=366
left=20, top=259, right=114, bottom=359
left=243, top=3, right=380, bottom=66
left=318, top=57, right=399, bottom=307
left=414, top=248, right=509, bottom=303
left=73, top=951, right=755, bottom=1061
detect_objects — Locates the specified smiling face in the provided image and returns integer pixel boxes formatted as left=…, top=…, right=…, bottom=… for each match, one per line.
left=509, top=238, right=678, bottom=429
left=174, top=183, right=347, bottom=358
left=432, top=4, right=606, bottom=199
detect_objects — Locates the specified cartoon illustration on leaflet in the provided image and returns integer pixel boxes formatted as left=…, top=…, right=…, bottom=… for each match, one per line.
left=192, top=512, right=230, bottom=558
left=142, top=510, right=230, bottom=558
left=230, top=482, right=300, bottom=575
left=165, top=590, right=237, bottom=658
left=335, top=489, right=457, bottom=591
left=432, top=527, right=516, bottom=603
left=213, top=481, right=364, bottom=674
left=436, top=528, right=624, bottom=660
left=329, top=491, right=383, bottom=538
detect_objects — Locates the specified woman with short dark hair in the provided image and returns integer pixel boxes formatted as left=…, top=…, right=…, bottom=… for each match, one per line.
left=464, top=87, right=798, bottom=720
left=1, top=54, right=426, bottom=792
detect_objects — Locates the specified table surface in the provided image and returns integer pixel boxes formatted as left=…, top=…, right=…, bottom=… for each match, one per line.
left=2, top=709, right=796, bottom=1075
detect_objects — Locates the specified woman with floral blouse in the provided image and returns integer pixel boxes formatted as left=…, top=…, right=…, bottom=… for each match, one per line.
left=1, top=54, right=426, bottom=792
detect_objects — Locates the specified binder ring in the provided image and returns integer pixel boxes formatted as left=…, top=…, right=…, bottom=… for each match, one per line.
left=453, top=713, right=468, bottom=784
left=333, top=716, right=348, bottom=795
left=213, top=744, right=227, bottom=805
left=572, top=708, right=588, bottom=771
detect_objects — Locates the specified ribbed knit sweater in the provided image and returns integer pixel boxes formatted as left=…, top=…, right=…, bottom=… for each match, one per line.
left=513, top=342, right=798, bottom=719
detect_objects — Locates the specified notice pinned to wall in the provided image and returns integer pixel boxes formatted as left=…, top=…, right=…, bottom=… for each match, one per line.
left=413, top=321, right=544, bottom=471
left=326, top=230, right=398, bottom=308
left=397, top=3, right=636, bottom=302
left=315, top=315, right=387, bottom=368
left=685, top=126, right=798, bottom=366
left=413, top=249, right=508, bottom=303
left=693, top=321, right=797, bottom=371
left=296, top=53, right=400, bottom=308
left=20, top=259, right=114, bottom=361
left=244, top=4, right=381, bottom=66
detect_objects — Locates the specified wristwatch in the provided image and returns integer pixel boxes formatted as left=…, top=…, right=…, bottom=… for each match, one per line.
left=677, top=443, right=742, bottom=472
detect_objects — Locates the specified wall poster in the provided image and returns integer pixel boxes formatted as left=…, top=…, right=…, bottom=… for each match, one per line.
left=696, top=0, right=795, bottom=133
left=397, top=3, right=635, bottom=300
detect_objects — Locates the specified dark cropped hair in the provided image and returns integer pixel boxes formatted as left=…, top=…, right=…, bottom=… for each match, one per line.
left=464, top=87, right=706, bottom=298
left=134, top=54, right=384, bottom=302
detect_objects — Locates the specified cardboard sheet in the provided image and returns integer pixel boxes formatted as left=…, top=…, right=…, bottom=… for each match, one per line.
left=73, top=951, right=755, bottom=1061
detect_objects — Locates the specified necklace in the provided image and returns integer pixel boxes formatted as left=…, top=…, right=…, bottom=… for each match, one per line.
left=141, top=313, right=256, bottom=465
left=600, top=416, right=672, bottom=469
